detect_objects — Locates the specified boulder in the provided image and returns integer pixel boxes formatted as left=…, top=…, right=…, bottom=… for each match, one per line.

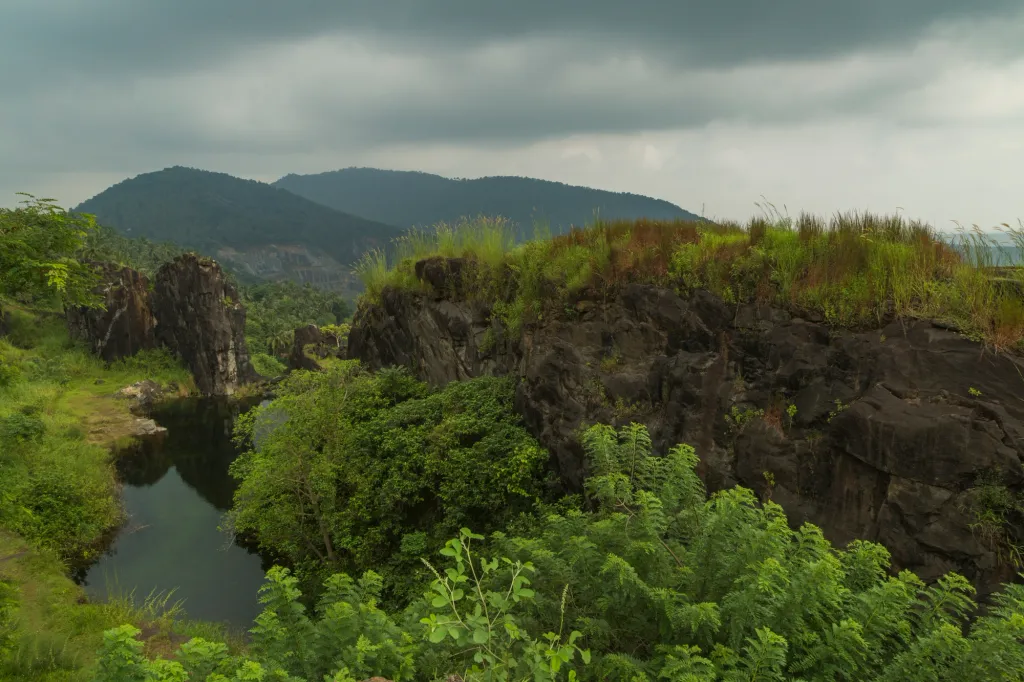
left=152, top=254, right=257, bottom=396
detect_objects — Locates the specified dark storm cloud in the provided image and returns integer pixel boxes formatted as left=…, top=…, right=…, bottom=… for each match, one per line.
left=4, top=0, right=1021, bottom=92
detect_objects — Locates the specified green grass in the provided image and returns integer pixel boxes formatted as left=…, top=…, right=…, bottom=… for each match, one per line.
left=0, top=303, right=206, bottom=679
left=354, top=209, right=1024, bottom=350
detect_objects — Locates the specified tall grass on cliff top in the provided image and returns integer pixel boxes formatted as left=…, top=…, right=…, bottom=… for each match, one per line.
left=354, top=209, right=1024, bottom=349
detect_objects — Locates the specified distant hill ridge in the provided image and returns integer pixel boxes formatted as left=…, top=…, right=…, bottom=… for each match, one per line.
left=74, top=166, right=403, bottom=295
left=75, top=166, right=401, bottom=261
left=273, top=167, right=699, bottom=234
left=74, top=165, right=702, bottom=295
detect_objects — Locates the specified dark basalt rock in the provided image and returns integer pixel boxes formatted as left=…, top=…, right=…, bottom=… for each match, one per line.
left=152, top=254, right=257, bottom=396
left=288, top=324, right=345, bottom=371
left=66, top=263, right=158, bottom=362
left=348, top=259, right=1024, bottom=600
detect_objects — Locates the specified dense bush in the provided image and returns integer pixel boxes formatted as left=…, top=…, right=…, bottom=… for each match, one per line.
left=228, top=363, right=553, bottom=603
left=100, top=422, right=1024, bottom=681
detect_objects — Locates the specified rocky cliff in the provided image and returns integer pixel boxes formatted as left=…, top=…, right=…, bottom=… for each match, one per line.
left=64, top=255, right=256, bottom=396
left=348, top=256, right=1024, bottom=600
left=153, top=254, right=257, bottom=396
left=66, top=263, right=158, bottom=362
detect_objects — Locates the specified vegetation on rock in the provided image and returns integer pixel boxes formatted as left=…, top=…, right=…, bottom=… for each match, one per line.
left=356, top=210, right=1024, bottom=349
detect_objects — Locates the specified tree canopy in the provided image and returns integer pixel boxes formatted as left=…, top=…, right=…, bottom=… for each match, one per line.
left=0, top=195, right=102, bottom=308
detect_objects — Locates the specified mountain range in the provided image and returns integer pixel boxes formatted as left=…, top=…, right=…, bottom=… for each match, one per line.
left=273, top=167, right=699, bottom=233
left=74, top=166, right=699, bottom=296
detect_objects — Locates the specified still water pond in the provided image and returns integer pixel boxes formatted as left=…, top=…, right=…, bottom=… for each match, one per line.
left=79, top=398, right=269, bottom=628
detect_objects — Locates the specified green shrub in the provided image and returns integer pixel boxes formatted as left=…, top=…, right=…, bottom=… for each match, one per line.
left=250, top=352, right=287, bottom=378
left=102, top=422, right=1024, bottom=681
left=0, top=355, right=20, bottom=387
left=0, top=412, right=45, bottom=445
left=228, top=363, right=553, bottom=604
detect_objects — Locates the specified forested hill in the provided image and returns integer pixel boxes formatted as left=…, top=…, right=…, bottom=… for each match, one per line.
left=273, top=167, right=700, bottom=234
left=74, top=166, right=403, bottom=266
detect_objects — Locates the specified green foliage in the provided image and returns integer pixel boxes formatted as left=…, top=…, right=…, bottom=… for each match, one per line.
left=482, top=423, right=1024, bottom=680
left=78, top=222, right=189, bottom=277
left=420, top=529, right=590, bottom=682
left=101, top=422, right=1024, bottom=681
left=0, top=194, right=103, bottom=308
left=0, top=580, right=16, bottom=656
left=241, top=279, right=352, bottom=356
left=250, top=353, right=288, bottom=378
left=95, top=540, right=583, bottom=682
left=0, top=410, right=46, bottom=445
left=228, top=364, right=552, bottom=604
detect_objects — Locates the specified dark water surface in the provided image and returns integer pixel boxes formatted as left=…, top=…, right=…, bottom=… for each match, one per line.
left=79, top=397, right=269, bottom=627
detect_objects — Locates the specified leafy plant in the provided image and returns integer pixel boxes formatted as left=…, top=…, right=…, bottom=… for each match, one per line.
left=0, top=195, right=103, bottom=308
left=101, top=422, right=1024, bottom=681
left=228, top=364, right=553, bottom=604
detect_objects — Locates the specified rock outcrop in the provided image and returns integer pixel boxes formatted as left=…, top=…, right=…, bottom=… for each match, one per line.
left=66, top=263, right=158, bottom=362
left=288, top=324, right=345, bottom=371
left=63, top=256, right=257, bottom=396
left=348, top=257, right=1024, bottom=600
left=152, top=254, right=257, bottom=396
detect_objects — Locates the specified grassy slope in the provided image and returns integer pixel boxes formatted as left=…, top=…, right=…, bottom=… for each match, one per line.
left=356, top=210, right=1024, bottom=350
left=0, top=306, right=240, bottom=681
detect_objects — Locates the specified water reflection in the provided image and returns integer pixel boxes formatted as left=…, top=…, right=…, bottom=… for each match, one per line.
left=80, top=396, right=270, bottom=627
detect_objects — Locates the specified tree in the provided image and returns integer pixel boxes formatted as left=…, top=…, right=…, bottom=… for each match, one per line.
left=0, top=194, right=102, bottom=307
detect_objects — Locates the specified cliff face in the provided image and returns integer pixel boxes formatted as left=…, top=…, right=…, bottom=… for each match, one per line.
left=64, top=255, right=256, bottom=396
left=348, top=256, right=1024, bottom=599
left=152, top=254, right=257, bottom=396
left=66, top=263, right=158, bottom=362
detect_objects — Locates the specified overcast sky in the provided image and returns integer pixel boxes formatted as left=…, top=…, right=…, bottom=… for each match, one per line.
left=3, top=1, right=1023, bottom=230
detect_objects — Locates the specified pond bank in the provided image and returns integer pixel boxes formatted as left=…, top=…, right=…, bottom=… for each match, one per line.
left=77, top=396, right=271, bottom=629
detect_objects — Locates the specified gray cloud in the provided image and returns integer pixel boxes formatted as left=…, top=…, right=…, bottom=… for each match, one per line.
left=5, top=0, right=1022, bottom=93
left=1, top=1, right=1022, bottom=229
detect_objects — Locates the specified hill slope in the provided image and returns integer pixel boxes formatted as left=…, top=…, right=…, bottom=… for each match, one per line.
left=273, top=167, right=700, bottom=234
left=75, top=167, right=403, bottom=294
